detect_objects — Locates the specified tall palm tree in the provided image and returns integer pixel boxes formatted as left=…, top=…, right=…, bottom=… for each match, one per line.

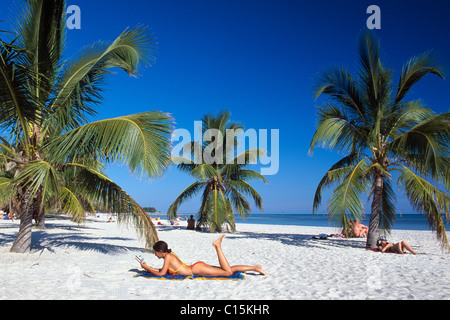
left=310, top=31, right=450, bottom=250
left=168, top=110, right=267, bottom=232
left=0, top=0, right=173, bottom=253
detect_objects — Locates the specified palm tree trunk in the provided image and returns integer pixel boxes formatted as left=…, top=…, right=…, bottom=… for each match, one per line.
left=366, top=175, right=383, bottom=249
left=35, top=207, right=46, bottom=229
left=33, top=191, right=46, bottom=229
left=10, top=195, right=34, bottom=253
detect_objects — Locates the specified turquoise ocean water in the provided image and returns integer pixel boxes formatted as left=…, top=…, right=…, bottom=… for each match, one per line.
left=171, top=213, right=450, bottom=231
left=235, top=213, right=450, bottom=231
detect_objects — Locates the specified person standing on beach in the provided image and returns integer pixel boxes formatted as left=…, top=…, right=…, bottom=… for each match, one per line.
left=137, top=235, right=266, bottom=276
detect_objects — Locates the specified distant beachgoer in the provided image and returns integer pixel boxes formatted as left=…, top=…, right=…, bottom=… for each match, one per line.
left=108, top=217, right=115, bottom=223
left=187, top=215, right=195, bottom=230
left=8, top=211, right=15, bottom=222
left=137, top=235, right=266, bottom=277
left=377, top=236, right=418, bottom=254
left=170, top=219, right=179, bottom=226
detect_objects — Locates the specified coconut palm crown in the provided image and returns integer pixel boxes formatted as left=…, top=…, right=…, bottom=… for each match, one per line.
left=168, top=110, right=268, bottom=232
left=310, top=31, right=450, bottom=250
left=0, top=0, right=173, bottom=253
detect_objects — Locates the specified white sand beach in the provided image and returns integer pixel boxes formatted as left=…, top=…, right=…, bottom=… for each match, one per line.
left=0, top=215, right=449, bottom=300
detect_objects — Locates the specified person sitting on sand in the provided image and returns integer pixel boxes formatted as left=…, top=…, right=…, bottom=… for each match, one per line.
left=353, top=219, right=368, bottom=238
left=187, top=215, right=195, bottom=230
left=377, top=236, right=418, bottom=254
left=137, top=235, right=266, bottom=277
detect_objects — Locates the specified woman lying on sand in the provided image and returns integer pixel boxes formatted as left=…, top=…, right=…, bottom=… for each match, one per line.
left=377, top=236, right=418, bottom=255
left=137, top=235, right=266, bottom=276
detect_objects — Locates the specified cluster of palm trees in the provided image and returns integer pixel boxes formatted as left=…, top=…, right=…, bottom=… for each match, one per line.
left=0, top=0, right=267, bottom=253
left=0, top=1, right=448, bottom=253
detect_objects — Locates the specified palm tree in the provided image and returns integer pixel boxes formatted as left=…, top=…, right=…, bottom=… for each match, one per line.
left=310, top=31, right=450, bottom=250
left=0, top=0, right=173, bottom=253
left=168, top=110, right=267, bottom=232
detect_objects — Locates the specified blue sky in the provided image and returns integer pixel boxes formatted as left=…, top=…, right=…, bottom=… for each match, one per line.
left=3, top=0, right=449, bottom=215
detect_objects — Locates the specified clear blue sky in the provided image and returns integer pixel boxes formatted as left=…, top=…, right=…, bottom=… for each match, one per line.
left=3, top=0, right=449, bottom=214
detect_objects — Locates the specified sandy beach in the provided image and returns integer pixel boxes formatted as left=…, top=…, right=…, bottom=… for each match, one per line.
left=0, top=215, right=449, bottom=300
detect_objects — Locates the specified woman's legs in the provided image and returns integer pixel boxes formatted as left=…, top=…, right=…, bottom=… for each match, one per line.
left=400, top=240, right=418, bottom=255
left=191, top=235, right=266, bottom=276
left=212, top=234, right=232, bottom=274
left=393, top=241, right=418, bottom=254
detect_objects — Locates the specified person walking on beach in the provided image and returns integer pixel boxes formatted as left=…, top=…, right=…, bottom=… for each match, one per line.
left=137, top=235, right=266, bottom=276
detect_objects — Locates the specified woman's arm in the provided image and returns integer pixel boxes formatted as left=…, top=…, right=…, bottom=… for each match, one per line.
left=140, top=262, right=161, bottom=275
left=140, top=256, right=171, bottom=276
left=381, top=243, right=393, bottom=252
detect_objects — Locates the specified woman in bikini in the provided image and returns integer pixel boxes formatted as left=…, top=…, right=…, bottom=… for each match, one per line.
left=137, top=235, right=266, bottom=276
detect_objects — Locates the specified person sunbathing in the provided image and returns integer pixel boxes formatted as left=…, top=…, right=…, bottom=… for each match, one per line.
left=137, top=235, right=266, bottom=276
left=352, top=219, right=368, bottom=238
left=377, top=236, right=418, bottom=254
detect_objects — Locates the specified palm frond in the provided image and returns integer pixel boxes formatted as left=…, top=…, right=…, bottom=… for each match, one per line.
left=384, top=100, right=432, bottom=141
left=59, top=186, right=87, bottom=223
left=191, top=164, right=217, bottom=181
left=48, top=111, right=173, bottom=179
left=314, top=65, right=365, bottom=122
left=167, top=181, right=205, bottom=219
left=395, top=51, right=445, bottom=104
left=0, top=40, right=35, bottom=149
left=312, top=152, right=360, bottom=213
left=12, top=160, right=61, bottom=207
left=390, top=111, right=450, bottom=179
left=0, top=176, right=12, bottom=207
left=226, top=185, right=251, bottom=219
left=309, top=103, right=365, bottom=154
left=63, top=162, right=158, bottom=248
left=357, top=30, right=383, bottom=107
left=397, top=165, right=449, bottom=250
left=225, top=179, right=263, bottom=212
left=45, top=25, right=157, bottom=133
left=14, top=0, right=66, bottom=104
left=328, top=158, right=371, bottom=227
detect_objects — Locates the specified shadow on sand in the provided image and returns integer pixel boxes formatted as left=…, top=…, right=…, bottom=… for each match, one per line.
left=159, top=227, right=367, bottom=250
left=0, top=218, right=147, bottom=254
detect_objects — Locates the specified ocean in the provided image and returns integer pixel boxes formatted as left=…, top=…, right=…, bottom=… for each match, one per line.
left=172, top=213, right=450, bottom=231
left=235, top=213, right=450, bottom=231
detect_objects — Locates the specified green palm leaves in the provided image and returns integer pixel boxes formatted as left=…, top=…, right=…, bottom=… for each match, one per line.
left=310, top=31, right=449, bottom=249
left=168, top=111, right=267, bottom=232
left=0, top=0, right=171, bottom=252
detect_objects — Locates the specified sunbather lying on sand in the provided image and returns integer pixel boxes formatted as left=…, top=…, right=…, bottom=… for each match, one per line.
left=137, top=235, right=266, bottom=276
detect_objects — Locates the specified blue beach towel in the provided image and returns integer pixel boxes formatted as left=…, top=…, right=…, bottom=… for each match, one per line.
left=134, top=271, right=245, bottom=281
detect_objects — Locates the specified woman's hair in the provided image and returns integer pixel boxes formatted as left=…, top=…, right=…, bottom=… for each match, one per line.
left=376, top=236, right=388, bottom=247
left=153, top=240, right=172, bottom=253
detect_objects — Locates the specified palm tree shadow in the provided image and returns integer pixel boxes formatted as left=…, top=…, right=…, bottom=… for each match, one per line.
left=160, top=228, right=367, bottom=250
left=30, top=230, right=147, bottom=254
left=227, top=231, right=367, bottom=250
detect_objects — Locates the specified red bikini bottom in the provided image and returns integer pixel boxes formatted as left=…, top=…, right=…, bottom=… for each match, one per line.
left=190, top=261, right=206, bottom=271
